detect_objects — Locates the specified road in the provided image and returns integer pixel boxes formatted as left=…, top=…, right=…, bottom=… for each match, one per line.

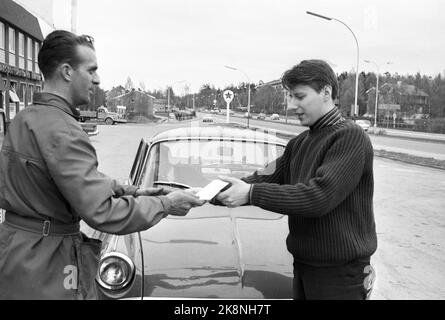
left=207, top=113, right=445, bottom=161
left=92, top=121, right=445, bottom=300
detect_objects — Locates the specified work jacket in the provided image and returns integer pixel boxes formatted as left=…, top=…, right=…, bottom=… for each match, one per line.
left=0, top=93, right=172, bottom=299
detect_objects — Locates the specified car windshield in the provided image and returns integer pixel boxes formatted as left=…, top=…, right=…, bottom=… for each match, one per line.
left=140, top=139, right=285, bottom=188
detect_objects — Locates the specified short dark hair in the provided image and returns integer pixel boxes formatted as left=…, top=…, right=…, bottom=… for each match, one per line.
left=281, top=59, right=338, bottom=100
left=38, top=30, right=95, bottom=79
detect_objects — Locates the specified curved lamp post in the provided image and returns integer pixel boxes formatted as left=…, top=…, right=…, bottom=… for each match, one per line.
left=225, top=65, right=251, bottom=128
left=364, top=60, right=392, bottom=127
left=307, top=11, right=360, bottom=116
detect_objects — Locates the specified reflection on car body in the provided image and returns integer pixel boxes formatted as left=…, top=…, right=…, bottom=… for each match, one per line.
left=83, top=125, right=293, bottom=299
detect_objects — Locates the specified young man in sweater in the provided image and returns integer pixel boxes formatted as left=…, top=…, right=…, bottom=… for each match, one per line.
left=216, top=59, right=377, bottom=300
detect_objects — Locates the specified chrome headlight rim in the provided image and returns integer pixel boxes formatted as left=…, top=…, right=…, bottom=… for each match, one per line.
left=96, top=251, right=136, bottom=292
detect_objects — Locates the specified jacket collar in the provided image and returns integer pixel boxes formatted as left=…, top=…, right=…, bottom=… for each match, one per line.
left=32, top=92, right=80, bottom=120
left=310, top=107, right=343, bottom=131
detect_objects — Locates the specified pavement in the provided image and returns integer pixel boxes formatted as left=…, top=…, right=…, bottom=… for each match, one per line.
left=223, top=113, right=445, bottom=161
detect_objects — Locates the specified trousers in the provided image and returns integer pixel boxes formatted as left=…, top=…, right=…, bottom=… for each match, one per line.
left=292, top=258, right=375, bottom=300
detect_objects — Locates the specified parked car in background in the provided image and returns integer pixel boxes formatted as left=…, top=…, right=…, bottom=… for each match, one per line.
left=257, top=113, right=266, bottom=120
left=355, top=119, right=372, bottom=132
left=243, top=112, right=252, bottom=118
left=270, top=113, right=280, bottom=120
left=80, top=122, right=99, bottom=137
left=202, top=115, right=214, bottom=123
left=82, top=125, right=293, bottom=299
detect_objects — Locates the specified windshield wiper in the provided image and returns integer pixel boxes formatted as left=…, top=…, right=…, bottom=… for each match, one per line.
left=152, top=180, right=192, bottom=189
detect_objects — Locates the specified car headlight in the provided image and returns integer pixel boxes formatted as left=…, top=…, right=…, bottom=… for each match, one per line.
left=96, top=252, right=135, bottom=292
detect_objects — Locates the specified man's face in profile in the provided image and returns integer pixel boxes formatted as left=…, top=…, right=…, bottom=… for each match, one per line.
left=70, top=45, right=100, bottom=106
left=286, top=85, right=327, bottom=127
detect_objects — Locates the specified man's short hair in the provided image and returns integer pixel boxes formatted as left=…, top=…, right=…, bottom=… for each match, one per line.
left=38, top=30, right=95, bottom=79
left=281, top=59, right=339, bottom=100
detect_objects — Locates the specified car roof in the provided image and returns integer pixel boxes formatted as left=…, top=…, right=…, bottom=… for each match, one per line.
left=150, top=125, right=287, bottom=145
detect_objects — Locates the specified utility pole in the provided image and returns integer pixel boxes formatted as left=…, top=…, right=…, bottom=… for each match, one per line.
left=71, top=0, right=78, bottom=34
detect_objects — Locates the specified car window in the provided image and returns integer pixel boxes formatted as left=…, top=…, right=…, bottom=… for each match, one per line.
left=139, top=139, right=285, bottom=188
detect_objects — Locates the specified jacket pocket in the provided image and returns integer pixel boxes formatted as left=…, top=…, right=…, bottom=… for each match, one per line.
left=76, top=232, right=103, bottom=299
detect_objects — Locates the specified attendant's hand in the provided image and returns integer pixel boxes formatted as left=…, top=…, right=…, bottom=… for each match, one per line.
left=165, top=190, right=206, bottom=216
left=215, top=176, right=250, bottom=208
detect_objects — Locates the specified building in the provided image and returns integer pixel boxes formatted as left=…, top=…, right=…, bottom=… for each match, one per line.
left=257, top=79, right=283, bottom=91
left=376, top=81, right=430, bottom=120
left=107, top=88, right=155, bottom=120
left=0, top=0, right=44, bottom=132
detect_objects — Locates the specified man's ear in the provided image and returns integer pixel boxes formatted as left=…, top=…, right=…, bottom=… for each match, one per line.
left=323, top=85, right=332, bottom=101
left=60, top=63, right=73, bottom=82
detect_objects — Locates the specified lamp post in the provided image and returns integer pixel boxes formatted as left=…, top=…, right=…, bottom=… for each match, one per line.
left=167, top=80, right=186, bottom=111
left=364, top=60, right=392, bottom=127
left=225, top=65, right=251, bottom=128
left=307, top=11, right=360, bottom=117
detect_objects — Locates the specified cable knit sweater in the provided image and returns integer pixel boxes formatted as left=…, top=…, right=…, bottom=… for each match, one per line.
left=242, top=108, right=377, bottom=266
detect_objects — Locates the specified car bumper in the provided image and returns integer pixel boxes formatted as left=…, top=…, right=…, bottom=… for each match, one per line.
left=87, top=129, right=100, bottom=137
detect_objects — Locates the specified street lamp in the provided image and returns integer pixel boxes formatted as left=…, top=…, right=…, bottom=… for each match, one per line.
left=167, top=80, right=186, bottom=111
left=364, top=60, right=392, bottom=127
left=307, top=11, right=360, bottom=117
left=225, top=65, right=251, bottom=128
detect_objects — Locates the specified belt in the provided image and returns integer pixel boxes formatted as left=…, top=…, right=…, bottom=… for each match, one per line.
left=5, top=211, right=80, bottom=237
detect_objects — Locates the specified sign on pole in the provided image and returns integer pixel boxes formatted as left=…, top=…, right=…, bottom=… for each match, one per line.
left=223, top=90, right=234, bottom=123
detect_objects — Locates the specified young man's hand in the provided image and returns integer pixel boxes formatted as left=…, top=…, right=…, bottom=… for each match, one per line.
left=215, top=176, right=251, bottom=208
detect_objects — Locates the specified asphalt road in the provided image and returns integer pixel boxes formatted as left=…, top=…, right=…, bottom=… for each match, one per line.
left=207, top=113, right=445, bottom=161
left=92, top=121, right=445, bottom=300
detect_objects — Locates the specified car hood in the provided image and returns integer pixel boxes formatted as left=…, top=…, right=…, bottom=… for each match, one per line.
left=109, top=204, right=293, bottom=299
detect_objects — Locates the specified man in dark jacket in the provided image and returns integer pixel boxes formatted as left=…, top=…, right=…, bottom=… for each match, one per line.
left=0, top=30, right=204, bottom=299
left=216, top=60, right=377, bottom=300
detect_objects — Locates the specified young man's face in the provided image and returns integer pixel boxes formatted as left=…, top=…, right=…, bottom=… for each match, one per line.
left=286, top=84, right=330, bottom=127
left=71, top=45, right=100, bottom=106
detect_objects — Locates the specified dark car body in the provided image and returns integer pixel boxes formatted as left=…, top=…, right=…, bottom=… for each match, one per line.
left=83, top=125, right=293, bottom=299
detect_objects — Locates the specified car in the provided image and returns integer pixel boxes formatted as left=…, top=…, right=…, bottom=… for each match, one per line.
left=80, top=122, right=99, bottom=137
left=355, top=119, right=372, bottom=132
left=202, top=115, right=214, bottom=123
left=82, top=125, right=293, bottom=299
left=243, top=112, right=252, bottom=118
left=270, top=113, right=280, bottom=120
left=257, top=113, right=266, bottom=120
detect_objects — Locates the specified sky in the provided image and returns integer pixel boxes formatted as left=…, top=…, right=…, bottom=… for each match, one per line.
left=44, top=0, right=445, bottom=94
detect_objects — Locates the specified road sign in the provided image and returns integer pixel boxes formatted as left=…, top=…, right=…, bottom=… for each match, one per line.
left=223, top=90, right=234, bottom=103
left=223, top=90, right=234, bottom=123
left=380, top=104, right=400, bottom=111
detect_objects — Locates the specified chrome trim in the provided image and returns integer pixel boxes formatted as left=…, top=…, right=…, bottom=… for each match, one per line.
left=150, top=136, right=287, bottom=147
left=96, top=251, right=135, bottom=292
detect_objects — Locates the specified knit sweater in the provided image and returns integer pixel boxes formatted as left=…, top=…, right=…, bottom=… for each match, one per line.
left=242, top=108, right=377, bottom=266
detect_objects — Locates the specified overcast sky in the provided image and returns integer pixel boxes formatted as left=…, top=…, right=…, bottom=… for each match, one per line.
left=51, top=0, right=445, bottom=93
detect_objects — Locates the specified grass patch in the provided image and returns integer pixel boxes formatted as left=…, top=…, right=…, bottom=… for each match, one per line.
left=373, top=150, right=445, bottom=170
left=221, top=122, right=445, bottom=171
